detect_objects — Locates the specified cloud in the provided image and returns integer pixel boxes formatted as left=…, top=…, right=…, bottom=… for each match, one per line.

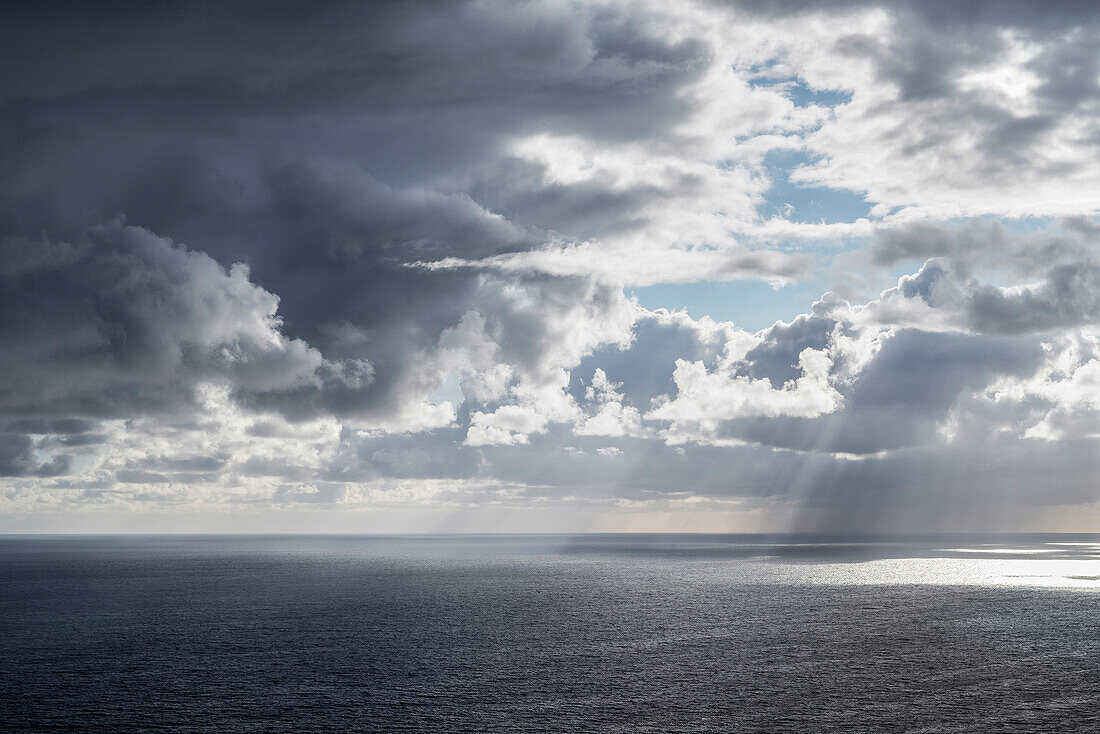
left=649, top=346, right=841, bottom=444
left=0, top=221, right=326, bottom=419
left=574, top=369, right=645, bottom=437
left=860, top=256, right=1100, bottom=336
left=466, top=406, right=549, bottom=447
left=0, top=433, right=70, bottom=477
left=2, top=0, right=1100, bottom=531
left=753, top=2, right=1100, bottom=219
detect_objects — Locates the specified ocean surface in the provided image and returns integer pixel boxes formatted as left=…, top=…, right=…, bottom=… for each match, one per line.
left=2, top=534, right=1098, bottom=732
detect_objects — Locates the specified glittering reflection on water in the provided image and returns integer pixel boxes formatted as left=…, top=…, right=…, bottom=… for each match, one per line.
left=779, top=555, right=1100, bottom=588
left=763, top=539, right=1100, bottom=589
left=550, top=533, right=1100, bottom=589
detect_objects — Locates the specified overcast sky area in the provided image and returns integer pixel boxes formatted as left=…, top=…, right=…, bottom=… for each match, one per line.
left=2, top=0, right=1099, bottom=532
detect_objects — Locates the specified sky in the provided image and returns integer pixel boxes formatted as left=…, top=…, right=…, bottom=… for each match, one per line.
left=1, top=0, right=1099, bottom=533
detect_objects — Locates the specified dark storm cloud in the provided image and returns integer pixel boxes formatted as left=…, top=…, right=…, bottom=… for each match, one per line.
left=3, top=418, right=97, bottom=435
left=0, top=0, right=708, bottom=118
left=0, top=222, right=324, bottom=420
left=0, top=0, right=710, bottom=241
left=0, top=433, right=70, bottom=477
left=0, top=0, right=718, bottom=433
left=1, top=418, right=105, bottom=455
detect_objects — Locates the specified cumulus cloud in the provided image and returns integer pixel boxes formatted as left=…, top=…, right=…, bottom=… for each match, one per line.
left=0, top=221, right=326, bottom=418
left=859, top=256, right=1100, bottom=336
left=575, top=369, right=646, bottom=438
left=649, top=347, right=842, bottom=444
left=2, top=0, right=1100, bottom=531
left=0, top=434, right=70, bottom=477
left=466, top=406, right=550, bottom=447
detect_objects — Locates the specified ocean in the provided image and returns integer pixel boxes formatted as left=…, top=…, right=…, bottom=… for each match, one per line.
left=1, top=534, right=1098, bottom=732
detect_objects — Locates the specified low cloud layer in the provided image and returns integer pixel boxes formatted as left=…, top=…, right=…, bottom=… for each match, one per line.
left=1, top=0, right=1098, bottom=531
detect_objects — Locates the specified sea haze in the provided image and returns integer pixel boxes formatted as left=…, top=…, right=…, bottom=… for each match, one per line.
left=2, top=534, right=1098, bottom=733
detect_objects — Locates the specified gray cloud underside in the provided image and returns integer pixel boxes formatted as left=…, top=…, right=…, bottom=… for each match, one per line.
left=2, top=0, right=1099, bottom=529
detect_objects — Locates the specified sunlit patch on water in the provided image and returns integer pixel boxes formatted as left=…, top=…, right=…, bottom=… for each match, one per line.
left=770, top=540, right=1100, bottom=589
left=800, top=557, right=1100, bottom=588
left=944, top=547, right=1061, bottom=554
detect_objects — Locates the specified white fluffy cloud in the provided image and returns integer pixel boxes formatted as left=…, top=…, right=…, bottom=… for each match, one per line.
left=575, top=369, right=646, bottom=437
left=649, top=348, right=841, bottom=445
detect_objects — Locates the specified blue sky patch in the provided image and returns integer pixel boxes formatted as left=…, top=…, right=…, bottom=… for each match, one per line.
left=757, top=150, right=871, bottom=224
left=630, top=279, right=824, bottom=332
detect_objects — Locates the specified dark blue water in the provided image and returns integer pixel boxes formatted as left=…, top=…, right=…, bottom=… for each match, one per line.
left=2, top=534, right=1098, bottom=732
